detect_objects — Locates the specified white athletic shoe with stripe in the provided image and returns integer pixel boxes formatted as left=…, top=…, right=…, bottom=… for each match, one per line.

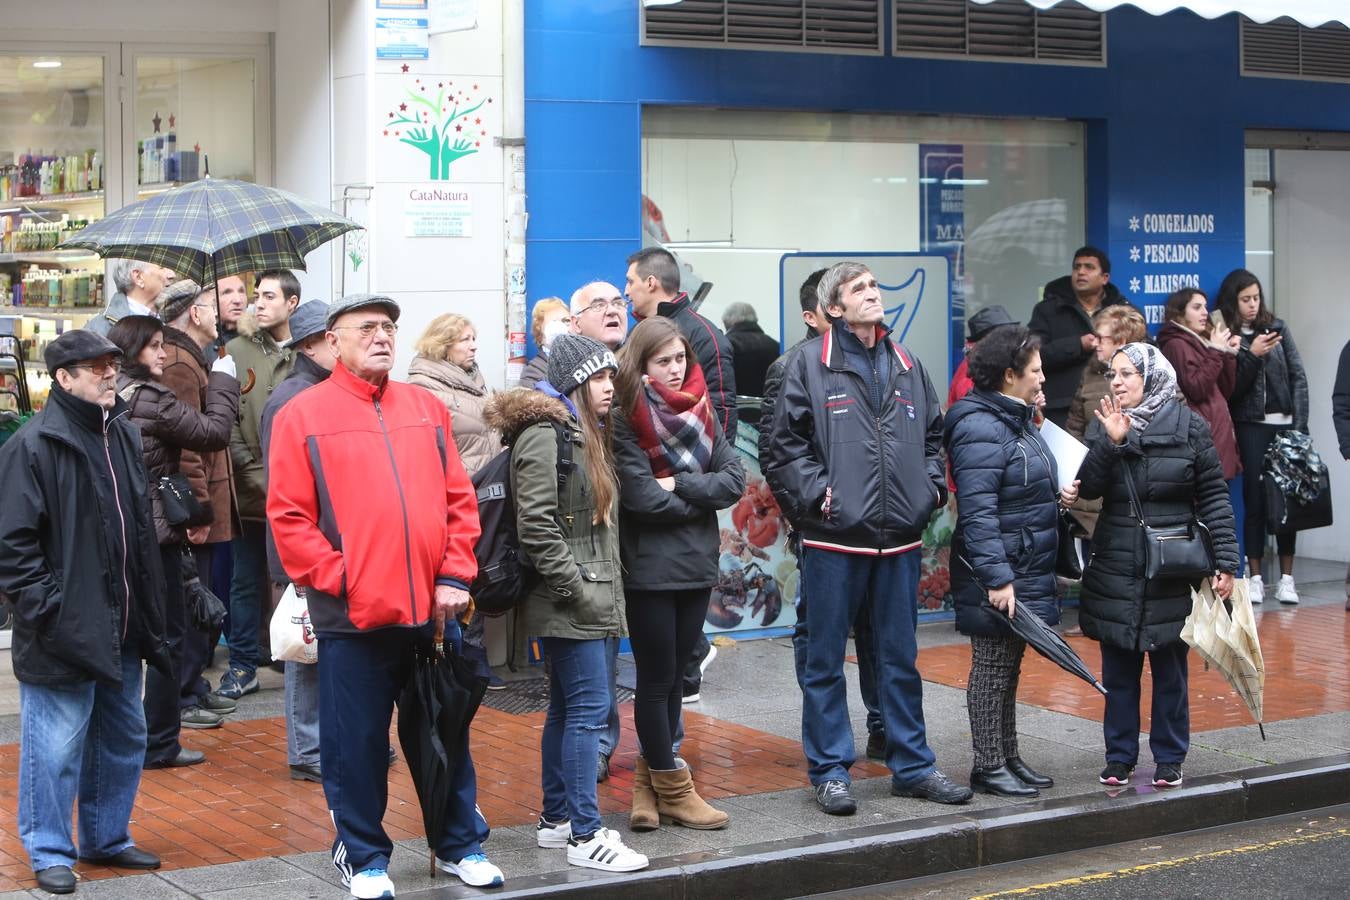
left=436, top=852, right=504, bottom=887
left=566, top=827, right=649, bottom=872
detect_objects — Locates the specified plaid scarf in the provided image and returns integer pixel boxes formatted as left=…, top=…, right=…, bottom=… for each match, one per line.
left=629, top=361, right=716, bottom=478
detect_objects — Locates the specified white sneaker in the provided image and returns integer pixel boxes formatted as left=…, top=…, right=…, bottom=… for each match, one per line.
left=436, top=852, right=504, bottom=888
left=567, top=827, right=649, bottom=872
left=699, top=642, right=718, bottom=676
left=536, top=815, right=572, bottom=848
left=349, top=868, right=395, bottom=899
left=1276, top=574, right=1300, bottom=605
left=1248, top=574, right=1264, bottom=604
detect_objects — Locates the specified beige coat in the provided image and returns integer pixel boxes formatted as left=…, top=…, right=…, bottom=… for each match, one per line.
left=407, top=355, right=500, bottom=477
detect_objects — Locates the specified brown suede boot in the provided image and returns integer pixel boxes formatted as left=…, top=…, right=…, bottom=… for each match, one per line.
left=650, top=762, right=729, bottom=830
left=629, top=757, right=660, bottom=831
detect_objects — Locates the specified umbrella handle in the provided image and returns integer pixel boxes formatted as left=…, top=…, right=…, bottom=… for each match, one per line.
left=240, top=367, right=256, bottom=394
left=433, top=618, right=445, bottom=656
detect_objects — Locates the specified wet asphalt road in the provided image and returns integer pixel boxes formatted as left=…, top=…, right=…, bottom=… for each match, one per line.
left=812, top=804, right=1350, bottom=899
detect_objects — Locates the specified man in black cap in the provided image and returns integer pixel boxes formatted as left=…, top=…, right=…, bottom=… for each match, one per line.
left=949, top=305, right=1018, bottom=410
left=259, top=300, right=334, bottom=784
left=0, top=331, right=171, bottom=894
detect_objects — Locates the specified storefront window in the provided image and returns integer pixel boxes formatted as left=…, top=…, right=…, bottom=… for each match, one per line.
left=642, top=108, right=1085, bottom=377
left=134, top=56, right=256, bottom=190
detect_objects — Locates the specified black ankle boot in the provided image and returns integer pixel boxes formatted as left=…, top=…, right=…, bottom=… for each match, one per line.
left=1006, top=756, right=1054, bottom=788
left=970, top=765, right=1039, bottom=797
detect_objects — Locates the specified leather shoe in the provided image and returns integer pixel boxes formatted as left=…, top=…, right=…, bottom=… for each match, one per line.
left=290, top=763, right=322, bottom=782
left=144, top=748, right=205, bottom=769
left=35, top=865, right=76, bottom=894
left=970, top=765, right=1039, bottom=798
left=1006, top=756, right=1054, bottom=788
left=79, top=846, right=161, bottom=869
left=892, top=770, right=974, bottom=804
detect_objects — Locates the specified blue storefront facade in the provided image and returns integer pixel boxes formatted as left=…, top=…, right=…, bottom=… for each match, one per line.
left=523, top=1, right=1350, bottom=630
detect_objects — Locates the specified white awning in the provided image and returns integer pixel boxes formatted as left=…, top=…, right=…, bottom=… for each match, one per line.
left=972, top=1, right=1350, bottom=29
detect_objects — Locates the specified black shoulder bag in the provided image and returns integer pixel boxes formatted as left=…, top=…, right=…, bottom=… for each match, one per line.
left=1122, top=459, right=1214, bottom=580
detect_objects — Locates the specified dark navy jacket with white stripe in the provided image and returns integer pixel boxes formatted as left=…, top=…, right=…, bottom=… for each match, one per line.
left=763, top=319, right=946, bottom=555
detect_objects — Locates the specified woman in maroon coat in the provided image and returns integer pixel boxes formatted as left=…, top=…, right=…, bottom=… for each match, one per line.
left=1155, top=288, right=1242, bottom=482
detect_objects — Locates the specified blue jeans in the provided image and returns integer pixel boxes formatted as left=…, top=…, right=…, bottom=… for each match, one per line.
left=539, top=637, right=609, bottom=838
left=285, top=660, right=321, bottom=767
left=318, top=621, right=488, bottom=874
left=226, top=520, right=268, bottom=678
left=799, top=547, right=935, bottom=787
left=598, top=636, right=621, bottom=759
left=18, top=652, right=147, bottom=872
left=792, top=577, right=883, bottom=738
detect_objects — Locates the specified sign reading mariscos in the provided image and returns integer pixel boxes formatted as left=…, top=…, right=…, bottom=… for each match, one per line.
left=1123, top=210, right=1217, bottom=327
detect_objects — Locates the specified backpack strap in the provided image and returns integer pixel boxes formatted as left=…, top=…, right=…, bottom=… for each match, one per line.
left=551, top=420, right=573, bottom=490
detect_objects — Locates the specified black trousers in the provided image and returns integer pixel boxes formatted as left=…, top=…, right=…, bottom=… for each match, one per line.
left=1235, top=422, right=1297, bottom=562
left=178, top=543, right=215, bottom=709
left=627, top=588, right=710, bottom=770
left=144, top=543, right=185, bottom=764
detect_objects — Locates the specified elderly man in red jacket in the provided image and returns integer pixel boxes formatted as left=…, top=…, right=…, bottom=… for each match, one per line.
left=267, top=294, right=503, bottom=899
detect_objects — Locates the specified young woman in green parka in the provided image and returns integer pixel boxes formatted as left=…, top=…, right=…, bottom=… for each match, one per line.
left=483, top=333, right=648, bottom=873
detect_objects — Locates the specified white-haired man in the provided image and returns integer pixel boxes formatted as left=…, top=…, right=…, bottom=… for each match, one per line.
left=85, top=260, right=171, bottom=336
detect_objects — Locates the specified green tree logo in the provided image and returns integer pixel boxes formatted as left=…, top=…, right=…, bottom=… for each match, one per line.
left=383, top=78, right=491, bottom=180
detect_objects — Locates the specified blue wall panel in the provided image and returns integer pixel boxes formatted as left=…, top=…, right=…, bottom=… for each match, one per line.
left=525, top=2, right=1350, bottom=324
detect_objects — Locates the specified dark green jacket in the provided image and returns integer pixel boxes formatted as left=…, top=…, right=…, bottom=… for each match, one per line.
left=486, top=389, right=625, bottom=641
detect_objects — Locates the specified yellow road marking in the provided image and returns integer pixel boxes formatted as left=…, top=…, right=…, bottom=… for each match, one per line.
left=970, top=827, right=1350, bottom=899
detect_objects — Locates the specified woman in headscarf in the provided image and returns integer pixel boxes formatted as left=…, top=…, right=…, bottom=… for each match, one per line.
left=1077, top=342, right=1239, bottom=791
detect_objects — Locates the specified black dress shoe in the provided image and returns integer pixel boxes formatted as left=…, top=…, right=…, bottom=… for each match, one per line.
left=865, top=731, right=886, bottom=761
left=1006, top=756, right=1054, bottom=788
left=35, top=864, right=76, bottom=894
left=79, top=846, right=161, bottom=869
left=144, top=748, right=206, bottom=769
left=892, top=770, right=974, bottom=804
left=290, top=763, right=322, bottom=782
left=970, top=765, right=1039, bottom=798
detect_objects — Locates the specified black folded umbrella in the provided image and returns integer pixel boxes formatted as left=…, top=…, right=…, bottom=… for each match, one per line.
left=396, top=624, right=489, bottom=876
left=181, top=546, right=227, bottom=632
left=1004, top=606, right=1108, bottom=696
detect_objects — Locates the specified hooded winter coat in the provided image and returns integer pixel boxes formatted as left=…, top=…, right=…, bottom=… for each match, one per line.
left=614, top=410, right=745, bottom=592
left=1077, top=401, right=1239, bottom=652
left=945, top=390, right=1061, bottom=637
left=118, top=365, right=239, bottom=544
left=1156, top=320, right=1241, bottom=479
left=1229, top=318, right=1309, bottom=432
left=408, top=354, right=500, bottom=476
left=485, top=390, right=626, bottom=640
left=1030, top=277, right=1134, bottom=419
left=0, top=386, right=170, bottom=686
left=226, top=312, right=294, bottom=520
left=159, top=326, right=236, bottom=544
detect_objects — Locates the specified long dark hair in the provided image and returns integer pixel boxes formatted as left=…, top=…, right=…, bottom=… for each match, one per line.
left=107, top=314, right=165, bottom=381
left=1164, top=287, right=1210, bottom=337
left=571, top=374, right=618, bottom=527
left=1216, top=268, right=1274, bottom=331
left=615, top=317, right=696, bottom=416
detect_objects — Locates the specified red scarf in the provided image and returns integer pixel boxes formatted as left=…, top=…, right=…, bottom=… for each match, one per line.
left=629, top=361, right=717, bottom=478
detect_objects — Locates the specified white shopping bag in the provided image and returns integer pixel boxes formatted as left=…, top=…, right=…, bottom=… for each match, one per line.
left=270, top=584, right=318, bottom=664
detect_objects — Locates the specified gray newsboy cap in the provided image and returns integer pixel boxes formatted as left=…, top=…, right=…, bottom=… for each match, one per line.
left=285, top=300, right=332, bottom=348
left=46, top=330, right=123, bottom=375
left=325, top=294, right=400, bottom=329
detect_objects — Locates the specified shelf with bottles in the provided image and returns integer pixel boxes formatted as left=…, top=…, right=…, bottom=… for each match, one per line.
left=0, top=265, right=103, bottom=309
left=0, top=149, right=104, bottom=204
left=0, top=304, right=98, bottom=318
left=0, top=189, right=104, bottom=211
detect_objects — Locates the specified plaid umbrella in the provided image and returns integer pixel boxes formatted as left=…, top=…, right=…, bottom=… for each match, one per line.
left=57, top=179, right=361, bottom=285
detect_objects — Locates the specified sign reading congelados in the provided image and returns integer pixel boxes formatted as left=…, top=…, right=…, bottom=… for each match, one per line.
left=1122, top=209, right=1219, bottom=326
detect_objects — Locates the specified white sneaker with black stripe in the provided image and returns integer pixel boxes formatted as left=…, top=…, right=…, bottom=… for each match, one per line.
left=536, top=815, right=572, bottom=848
left=566, top=827, right=649, bottom=872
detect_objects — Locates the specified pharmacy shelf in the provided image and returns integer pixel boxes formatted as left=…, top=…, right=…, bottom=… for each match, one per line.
left=0, top=305, right=99, bottom=318
left=0, top=190, right=104, bottom=210
left=0, top=250, right=100, bottom=264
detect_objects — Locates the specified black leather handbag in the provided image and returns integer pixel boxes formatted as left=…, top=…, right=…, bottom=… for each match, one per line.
left=158, top=472, right=211, bottom=528
left=1055, top=509, right=1084, bottom=579
left=1123, top=461, right=1214, bottom=580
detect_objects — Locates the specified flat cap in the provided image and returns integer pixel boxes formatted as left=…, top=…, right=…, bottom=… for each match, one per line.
left=158, top=279, right=206, bottom=324
left=47, top=329, right=123, bottom=375
left=285, top=300, right=332, bottom=348
left=326, top=293, right=400, bottom=329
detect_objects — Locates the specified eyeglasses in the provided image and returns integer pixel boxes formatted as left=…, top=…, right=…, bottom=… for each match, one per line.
left=1105, top=368, right=1141, bottom=380
left=333, top=321, right=399, bottom=338
left=69, top=359, right=122, bottom=376
left=580, top=297, right=628, bottom=315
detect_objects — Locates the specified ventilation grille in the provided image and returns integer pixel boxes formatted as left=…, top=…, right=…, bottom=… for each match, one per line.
left=1242, top=17, right=1350, bottom=81
left=644, top=1, right=882, bottom=52
left=895, top=0, right=1104, bottom=63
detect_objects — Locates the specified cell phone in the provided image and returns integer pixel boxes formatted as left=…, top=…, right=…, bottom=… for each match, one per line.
left=1258, top=325, right=1275, bottom=336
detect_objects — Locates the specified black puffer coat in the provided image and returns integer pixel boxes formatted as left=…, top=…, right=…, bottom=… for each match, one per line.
left=945, top=390, right=1061, bottom=636
left=118, top=369, right=239, bottom=544
left=1077, top=401, right=1239, bottom=652
left=1230, top=318, right=1309, bottom=432
left=1030, top=276, right=1134, bottom=418
left=0, top=387, right=170, bottom=686
left=614, top=413, right=745, bottom=592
